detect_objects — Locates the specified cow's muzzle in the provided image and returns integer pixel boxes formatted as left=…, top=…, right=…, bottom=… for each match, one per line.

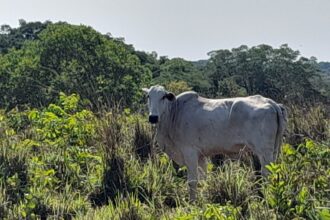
left=149, top=115, right=158, bottom=124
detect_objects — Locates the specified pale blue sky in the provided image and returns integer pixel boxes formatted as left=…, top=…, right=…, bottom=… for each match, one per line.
left=1, top=0, right=330, bottom=61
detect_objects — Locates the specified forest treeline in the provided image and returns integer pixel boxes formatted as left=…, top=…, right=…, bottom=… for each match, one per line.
left=0, top=20, right=329, bottom=111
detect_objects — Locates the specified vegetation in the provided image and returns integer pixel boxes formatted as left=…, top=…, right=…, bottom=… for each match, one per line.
left=0, top=20, right=329, bottom=219
left=0, top=94, right=329, bottom=219
left=0, top=21, right=151, bottom=110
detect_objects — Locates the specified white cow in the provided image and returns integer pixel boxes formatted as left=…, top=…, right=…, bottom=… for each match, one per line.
left=142, top=85, right=287, bottom=200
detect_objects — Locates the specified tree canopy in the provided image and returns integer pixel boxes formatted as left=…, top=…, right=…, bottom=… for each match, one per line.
left=0, top=20, right=329, bottom=110
left=0, top=22, right=151, bottom=110
left=206, top=44, right=326, bottom=104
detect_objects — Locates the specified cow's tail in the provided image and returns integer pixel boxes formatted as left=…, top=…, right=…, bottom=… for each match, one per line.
left=273, top=103, right=288, bottom=160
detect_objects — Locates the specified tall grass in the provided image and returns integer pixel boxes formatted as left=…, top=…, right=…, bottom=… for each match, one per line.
left=0, top=98, right=329, bottom=219
left=286, top=104, right=329, bottom=145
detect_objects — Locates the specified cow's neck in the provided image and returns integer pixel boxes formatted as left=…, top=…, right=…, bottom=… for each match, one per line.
left=156, top=101, right=177, bottom=146
left=155, top=100, right=185, bottom=166
left=158, top=101, right=176, bottom=130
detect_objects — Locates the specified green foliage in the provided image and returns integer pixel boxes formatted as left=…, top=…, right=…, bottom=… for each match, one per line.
left=28, top=93, right=95, bottom=148
left=287, top=104, right=330, bottom=145
left=264, top=140, right=330, bottom=219
left=82, top=194, right=153, bottom=220
left=126, top=154, right=185, bottom=210
left=206, top=44, right=325, bottom=104
left=0, top=93, right=102, bottom=219
left=165, top=80, right=192, bottom=95
left=204, top=162, right=257, bottom=210
left=1, top=20, right=329, bottom=109
left=153, top=58, right=210, bottom=93
left=319, top=61, right=330, bottom=73
left=172, top=203, right=239, bottom=220
left=0, top=98, right=329, bottom=218
left=0, top=22, right=151, bottom=110
left=133, top=118, right=153, bottom=161
left=0, top=20, right=51, bottom=54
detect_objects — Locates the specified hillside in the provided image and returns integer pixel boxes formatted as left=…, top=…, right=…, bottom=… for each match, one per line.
left=319, top=61, right=330, bottom=73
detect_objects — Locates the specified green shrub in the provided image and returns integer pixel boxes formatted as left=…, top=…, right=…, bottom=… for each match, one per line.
left=264, top=140, right=330, bottom=219
left=0, top=94, right=329, bottom=219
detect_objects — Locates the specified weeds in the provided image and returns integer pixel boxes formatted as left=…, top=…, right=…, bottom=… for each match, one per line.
left=0, top=94, right=329, bottom=219
left=133, top=119, right=154, bottom=162
left=287, top=104, right=329, bottom=145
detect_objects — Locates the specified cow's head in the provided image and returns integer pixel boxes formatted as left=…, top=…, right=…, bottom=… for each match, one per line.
left=142, top=85, right=176, bottom=124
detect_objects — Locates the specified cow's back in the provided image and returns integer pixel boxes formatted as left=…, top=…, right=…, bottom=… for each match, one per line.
left=171, top=94, right=278, bottom=155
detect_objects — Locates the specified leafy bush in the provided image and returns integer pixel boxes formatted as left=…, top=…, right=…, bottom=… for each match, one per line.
left=264, top=140, right=330, bottom=219
left=0, top=93, right=103, bottom=219
left=0, top=94, right=329, bottom=219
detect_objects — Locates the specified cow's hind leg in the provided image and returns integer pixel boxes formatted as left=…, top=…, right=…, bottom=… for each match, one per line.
left=183, top=148, right=199, bottom=201
left=255, top=146, right=275, bottom=176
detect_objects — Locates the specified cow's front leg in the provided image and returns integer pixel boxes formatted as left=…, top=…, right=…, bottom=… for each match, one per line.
left=183, top=148, right=199, bottom=201
left=198, top=156, right=207, bottom=181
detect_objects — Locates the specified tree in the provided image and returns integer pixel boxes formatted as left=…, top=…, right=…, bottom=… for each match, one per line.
left=0, top=23, right=151, bottom=110
left=165, top=80, right=192, bottom=95
left=206, top=44, right=325, bottom=104
left=0, top=20, right=51, bottom=54
left=318, top=62, right=330, bottom=98
left=153, top=58, right=210, bottom=93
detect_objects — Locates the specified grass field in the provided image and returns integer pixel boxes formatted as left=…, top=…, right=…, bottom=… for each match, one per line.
left=0, top=94, right=329, bottom=219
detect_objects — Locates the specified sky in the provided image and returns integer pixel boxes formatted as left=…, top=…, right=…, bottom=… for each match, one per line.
left=1, top=0, right=330, bottom=61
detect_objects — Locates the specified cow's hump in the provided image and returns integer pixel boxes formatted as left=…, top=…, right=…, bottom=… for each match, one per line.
left=176, top=91, right=198, bottom=102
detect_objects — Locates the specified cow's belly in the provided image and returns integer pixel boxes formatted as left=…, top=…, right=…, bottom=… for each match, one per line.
left=178, top=123, right=252, bottom=156
left=200, top=142, right=251, bottom=157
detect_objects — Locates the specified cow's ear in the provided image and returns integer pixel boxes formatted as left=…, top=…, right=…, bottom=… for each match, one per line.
left=142, top=88, right=149, bottom=93
left=165, top=92, right=176, bottom=101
